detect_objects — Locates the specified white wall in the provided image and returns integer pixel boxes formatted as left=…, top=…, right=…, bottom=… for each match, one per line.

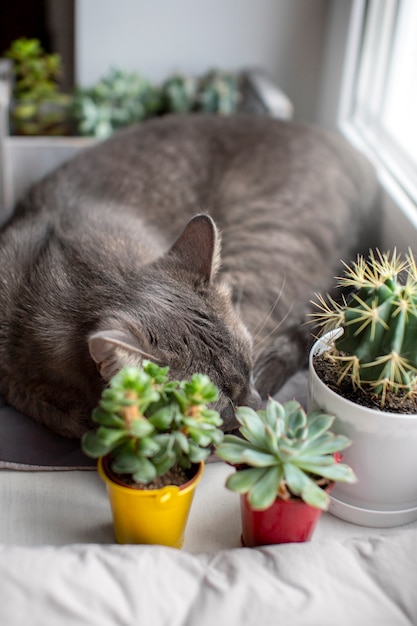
left=316, top=0, right=353, bottom=129
left=75, top=0, right=330, bottom=122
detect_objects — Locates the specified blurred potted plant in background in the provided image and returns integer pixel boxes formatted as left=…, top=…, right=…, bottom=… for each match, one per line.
left=2, top=37, right=267, bottom=140
left=4, top=37, right=71, bottom=135
left=72, top=67, right=163, bottom=138
left=72, top=67, right=243, bottom=137
left=82, top=361, right=224, bottom=547
left=197, top=69, right=241, bottom=114
left=0, top=39, right=292, bottom=216
left=160, top=73, right=198, bottom=114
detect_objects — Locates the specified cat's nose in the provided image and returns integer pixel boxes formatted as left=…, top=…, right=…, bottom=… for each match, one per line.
left=221, top=402, right=238, bottom=431
left=238, top=385, right=262, bottom=410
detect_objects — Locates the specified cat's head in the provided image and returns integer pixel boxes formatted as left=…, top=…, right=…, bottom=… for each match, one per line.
left=88, top=214, right=260, bottom=429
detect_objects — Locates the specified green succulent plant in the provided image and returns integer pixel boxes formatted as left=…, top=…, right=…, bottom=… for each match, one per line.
left=72, top=67, right=163, bottom=138
left=4, top=37, right=70, bottom=135
left=71, top=66, right=243, bottom=137
left=311, top=249, right=417, bottom=405
left=215, top=398, right=355, bottom=510
left=161, top=73, right=198, bottom=113
left=197, top=69, right=241, bottom=114
left=82, top=361, right=224, bottom=484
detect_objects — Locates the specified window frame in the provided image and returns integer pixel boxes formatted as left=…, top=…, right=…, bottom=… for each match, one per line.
left=322, top=0, right=417, bottom=252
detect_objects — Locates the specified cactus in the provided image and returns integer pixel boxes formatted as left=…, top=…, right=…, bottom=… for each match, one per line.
left=311, top=249, right=417, bottom=404
left=215, top=398, right=355, bottom=510
left=82, top=361, right=224, bottom=484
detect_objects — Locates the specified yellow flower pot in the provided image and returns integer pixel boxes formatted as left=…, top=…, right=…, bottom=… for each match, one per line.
left=98, top=457, right=204, bottom=547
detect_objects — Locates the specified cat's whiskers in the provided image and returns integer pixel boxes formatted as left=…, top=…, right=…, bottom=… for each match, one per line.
left=252, top=276, right=287, bottom=341
left=233, top=284, right=244, bottom=315
left=253, top=303, right=294, bottom=353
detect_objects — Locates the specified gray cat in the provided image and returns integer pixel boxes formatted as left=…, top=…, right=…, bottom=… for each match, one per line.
left=0, top=114, right=378, bottom=437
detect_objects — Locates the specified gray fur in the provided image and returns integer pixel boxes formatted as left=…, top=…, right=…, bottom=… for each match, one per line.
left=0, top=114, right=379, bottom=437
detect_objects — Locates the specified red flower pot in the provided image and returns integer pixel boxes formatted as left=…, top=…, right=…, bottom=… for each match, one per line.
left=240, top=488, right=332, bottom=547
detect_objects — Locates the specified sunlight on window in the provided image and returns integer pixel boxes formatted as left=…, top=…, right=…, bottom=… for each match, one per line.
left=348, top=0, right=417, bottom=204
left=381, top=0, right=417, bottom=167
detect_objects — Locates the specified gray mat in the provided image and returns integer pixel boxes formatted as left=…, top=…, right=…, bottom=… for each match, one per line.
left=0, top=395, right=96, bottom=470
left=0, top=370, right=308, bottom=471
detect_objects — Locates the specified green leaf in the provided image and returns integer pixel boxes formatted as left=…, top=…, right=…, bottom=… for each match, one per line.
left=236, top=406, right=261, bottom=424
left=187, top=428, right=212, bottom=448
left=247, top=466, right=283, bottom=510
left=152, top=433, right=172, bottom=457
left=297, top=461, right=357, bottom=483
left=265, top=399, right=285, bottom=432
left=129, top=418, right=154, bottom=438
left=132, top=458, right=158, bottom=484
left=284, top=463, right=329, bottom=510
left=225, top=467, right=266, bottom=494
left=207, top=428, right=224, bottom=446
left=298, top=481, right=330, bottom=510
left=203, top=426, right=224, bottom=447
left=98, top=398, right=122, bottom=414
left=262, top=424, right=278, bottom=452
left=153, top=454, right=176, bottom=477
left=96, top=426, right=127, bottom=449
left=299, top=434, right=352, bottom=457
left=183, top=417, right=213, bottom=431
left=199, top=408, right=223, bottom=426
left=172, top=389, right=189, bottom=413
left=283, top=462, right=310, bottom=497
left=183, top=374, right=219, bottom=403
left=282, top=400, right=302, bottom=418
left=161, top=380, right=179, bottom=393
left=236, top=407, right=270, bottom=447
left=276, top=440, right=298, bottom=461
left=215, top=436, right=258, bottom=464
left=242, top=448, right=278, bottom=467
left=285, top=402, right=307, bottom=435
left=81, top=432, right=112, bottom=458
left=294, top=454, right=335, bottom=466
left=148, top=406, right=175, bottom=430
left=91, top=407, right=125, bottom=428
left=111, top=451, right=144, bottom=474
left=188, top=444, right=209, bottom=463
left=237, top=425, right=262, bottom=448
left=174, top=431, right=190, bottom=453
left=306, top=412, right=335, bottom=441
left=142, top=360, right=169, bottom=383
left=138, top=437, right=161, bottom=457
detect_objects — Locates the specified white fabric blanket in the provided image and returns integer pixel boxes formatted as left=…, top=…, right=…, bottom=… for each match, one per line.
left=1, top=530, right=416, bottom=626
left=2, top=371, right=416, bottom=626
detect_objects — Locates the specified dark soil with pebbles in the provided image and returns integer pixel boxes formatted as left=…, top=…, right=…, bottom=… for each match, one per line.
left=107, top=461, right=196, bottom=490
left=313, top=353, right=417, bottom=415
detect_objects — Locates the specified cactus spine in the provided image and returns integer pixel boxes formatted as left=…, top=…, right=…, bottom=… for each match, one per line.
left=312, top=249, right=417, bottom=404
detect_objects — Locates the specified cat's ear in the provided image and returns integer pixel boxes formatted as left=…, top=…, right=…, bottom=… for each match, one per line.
left=88, top=329, right=159, bottom=381
left=168, top=214, right=221, bottom=282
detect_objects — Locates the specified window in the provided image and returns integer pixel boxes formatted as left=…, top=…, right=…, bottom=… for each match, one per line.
left=337, top=0, right=417, bottom=237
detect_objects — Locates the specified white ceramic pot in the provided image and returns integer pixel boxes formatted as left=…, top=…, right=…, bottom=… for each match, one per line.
left=308, top=330, right=417, bottom=528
